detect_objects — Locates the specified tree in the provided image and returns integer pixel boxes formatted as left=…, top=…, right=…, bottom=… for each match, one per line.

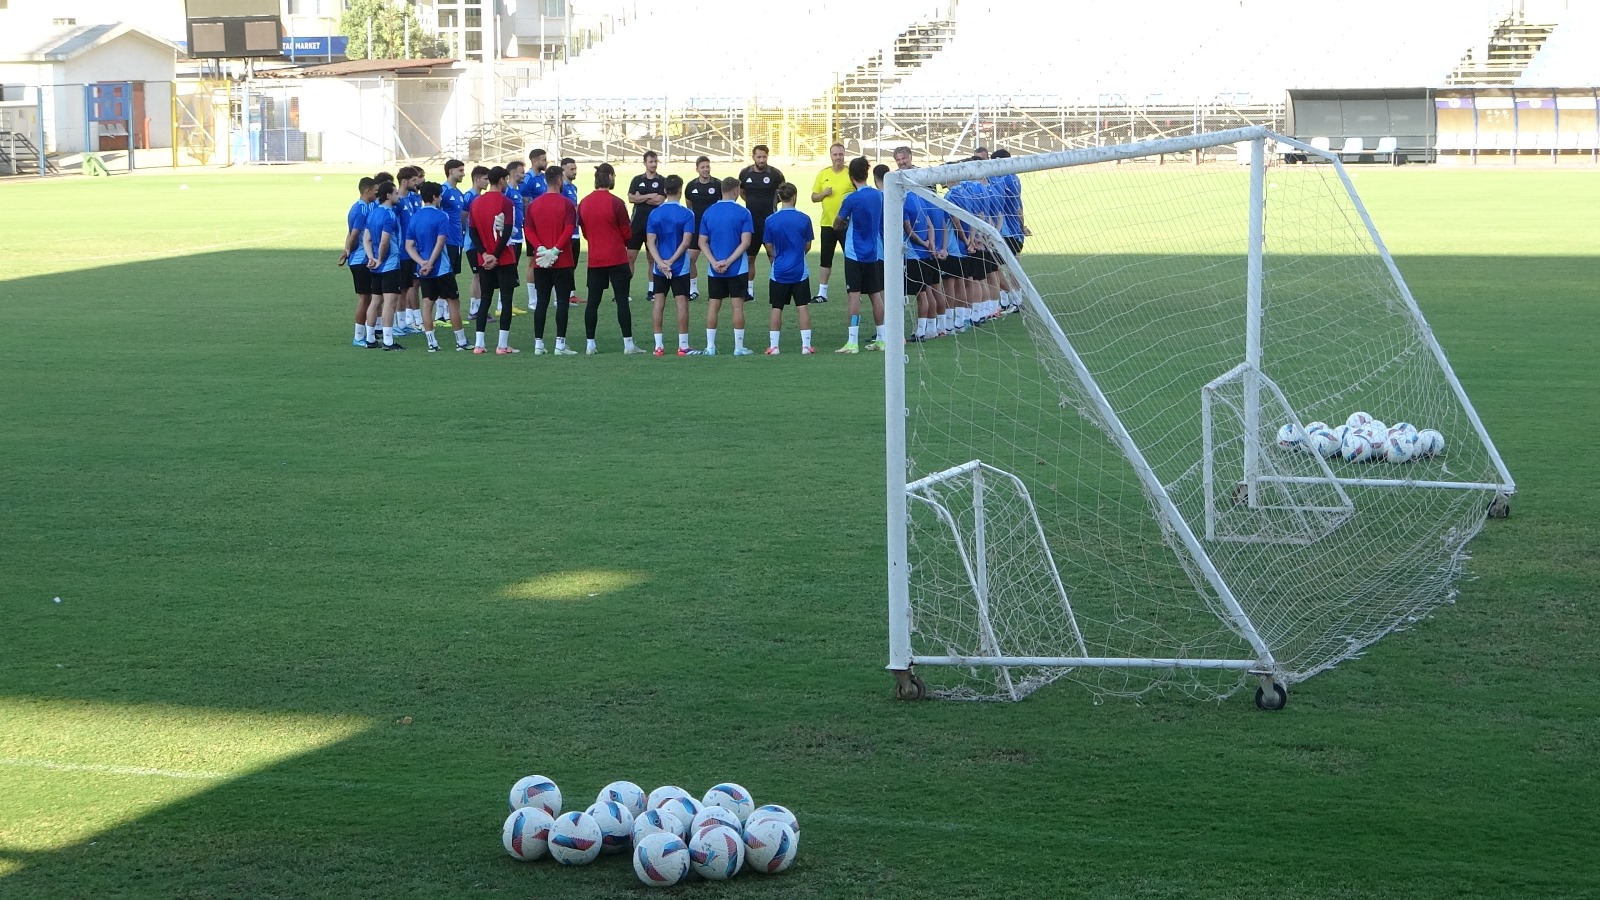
left=339, top=0, right=447, bottom=60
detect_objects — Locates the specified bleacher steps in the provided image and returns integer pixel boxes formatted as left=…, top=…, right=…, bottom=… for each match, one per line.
left=1447, top=14, right=1556, bottom=85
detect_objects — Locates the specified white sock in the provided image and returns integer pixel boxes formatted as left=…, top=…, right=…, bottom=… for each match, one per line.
left=555, top=337, right=567, bottom=351
left=354, top=324, right=364, bottom=342
left=382, top=325, right=394, bottom=346
left=469, top=297, right=481, bottom=317
left=818, top=283, right=829, bottom=298
left=917, top=318, right=931, bottom=338
left=624, top=336, right=638, bottom=351
left=801, top=328, right=813, bottom=349
left=655, top=333, right=665, bottom=350
left=769, top=330, right=780, bottom=349
left=733, top=328, right=745, bottom=352
left=426, top=331, right=439, bottom=348
left=847, top=324, right=859, bottom=344
left=475, top=331, right=486, bottom=349
left=535, top=338, right=546, bottom=351
left=705, top=328, right=717, bottom=350
left=454, top=329, right=467, bottom=346
left=586, top=338, right=597, bottom=352
left=875, top=325, right=886, bottom=343
left=942, top=312, right=953, bottom=330
left=498, top=330, right=510, bottom=349
left=436, top=299, right=448, bottom=318
left=678, top=333, right=691, bottom=350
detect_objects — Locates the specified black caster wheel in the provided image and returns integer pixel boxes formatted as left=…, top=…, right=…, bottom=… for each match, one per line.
left=1254, top=682, right=1287, bottom=711
left=1488, top=494, right=1511, bottom=519
left=894, top=671, right=927, bottom=701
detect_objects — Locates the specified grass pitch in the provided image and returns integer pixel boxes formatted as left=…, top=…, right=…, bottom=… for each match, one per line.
left=0, top=165, right=1597, bottom=899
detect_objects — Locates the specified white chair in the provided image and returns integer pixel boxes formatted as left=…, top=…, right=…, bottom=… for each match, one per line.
left=1434, top=131, right=1462, bottom=151
left=1310, top=136, right=1332, bottom=153
left=1338, top=137, right=1366, bottom=157
left=1374, top=136, right=1399, bottom=163
left=1556, top=131, right=1579, bottom=151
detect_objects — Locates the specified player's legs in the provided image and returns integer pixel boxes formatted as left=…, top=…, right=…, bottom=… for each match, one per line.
left=650, top=273, right=669, bottom=354
left=610, top=266, right=636, bottom=348
left=816, top=226, right=838, bottom=301
left=675, top=292, right=692, bottom=352
left=532, top=269, right=555, bottom=346
left=585, top=266, right=607, bottom=341
left=568, top=239, right=583, bottom=305
left=552, top=269, right=574, bottom=349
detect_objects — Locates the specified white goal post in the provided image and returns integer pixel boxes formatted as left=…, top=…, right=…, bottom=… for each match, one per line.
left=883, top=126, right=1514, bottom=705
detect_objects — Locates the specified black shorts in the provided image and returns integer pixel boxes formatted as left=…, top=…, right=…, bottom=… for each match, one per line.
left=588, top=263, right=632, bottom=300
left=652, top=273, right=693, bottom=298
left=974, top=248, right=1000, bottom=275
left=769, top=279, right=812, bottom=309
left=819, top=224, right=843, bottom=269
left=398, top=259, right=416, bottom=290
left=479, top=261, right=519, bottom=294
left=905, top=259, right=939, bottom=296
left=569, top=238, right=581, bottom=265
left=350, top=263, right=373, bottom=296
left=532, top=267, right=575, bottom=304
left=707, top=275, right=748, bottom=300
left=958, top=255, right=986, bottom=281
left=421, top=272, right=459, bottom=301
left=844, top=258, right=885, bottom=295
left=627, top=218, right=649, bottom=251
left=938, top=256, right=963, bottom=279
left=374, top=267, right=403, bottom=295
left=1004, top=235, right=1024, bottom=255
left=447, top=245, right=462, bottom=274
left=747, top=209, right=772, bottom=257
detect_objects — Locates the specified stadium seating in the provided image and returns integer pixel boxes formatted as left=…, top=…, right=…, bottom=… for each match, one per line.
left=1516, top=5, right=1600, bottom=87
left=885, top=0, right=1490, bottom=107
left=505, top=0, right=942, bottom=109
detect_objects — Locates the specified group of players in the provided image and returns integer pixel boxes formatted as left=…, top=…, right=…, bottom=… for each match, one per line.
left=336, top=142, right=1029, bottom=356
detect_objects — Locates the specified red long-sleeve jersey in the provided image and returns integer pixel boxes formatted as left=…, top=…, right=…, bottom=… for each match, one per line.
left=577, top=190, right=632, bottom=268
left=468, top=190, right=516, bottom=268
left=525, top=193, right=579, bottom=269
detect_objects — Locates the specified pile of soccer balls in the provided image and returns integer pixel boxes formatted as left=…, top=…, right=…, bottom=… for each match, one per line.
left=500, top=775, right=799, bottom=887
left=1277, top=412, right=1446, bottom=464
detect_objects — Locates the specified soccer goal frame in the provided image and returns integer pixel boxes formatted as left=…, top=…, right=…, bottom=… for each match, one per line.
left=882, top=126, right=1516, bottom=706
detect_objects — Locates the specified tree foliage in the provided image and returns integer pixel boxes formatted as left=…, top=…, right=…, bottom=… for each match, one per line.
left=339, top=0, right=447, bottom=60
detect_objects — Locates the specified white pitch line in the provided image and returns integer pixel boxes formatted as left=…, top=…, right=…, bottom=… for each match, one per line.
left=0, top=757, right=231, bottom=781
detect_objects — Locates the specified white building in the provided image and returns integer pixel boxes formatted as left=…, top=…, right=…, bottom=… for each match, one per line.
left=0, top=22, right=179, bottom=152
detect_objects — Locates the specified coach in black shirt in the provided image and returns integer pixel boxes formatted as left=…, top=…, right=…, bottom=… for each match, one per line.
left=737, top=144, right=786, bottom=293
left=626, top=150, right=667, bottom=272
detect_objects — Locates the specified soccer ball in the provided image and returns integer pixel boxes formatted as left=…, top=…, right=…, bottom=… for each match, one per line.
left=1367, top=419, right=1388, bottom=437
left=632, top=832, right=690, bottom=888
left=1307, top=427, right=1342, bottom=459
left=1304, top=421, right=1328, bottom=435
left=585, top=800, right=634, bottom=855
left=1275, top=423, right=1305, bottom=452
left=690, top=805, right=744, bottom=837
left=633, top=808, right=687, bottom=844
left=743, top=818, right=798, bottom=874
left=701, top=783, right=756, bottom=823
left=509, top=775, right=562, bottom=816
left=501, top=807, right=554, bottom=861
left=1418, top=429, right=1445, bottom=457
left=688, top=824, right=746, bottom=881
left=745, top=804, right=799, bottom=837
left=658, top=795, right=701, bottom=831
left=1346, top=411, right=1374, bottom=429
left=1390, top=421, right=1418, bottom=438
left=547, top=810, right=603, bottom=866
left=1385, top=430, right=1421, bottom=464
left=647, top=785, right=692, bottom=811
left=597, top=780, right=647, bottom=818
left=1341, top=427, right=1382, bottom=463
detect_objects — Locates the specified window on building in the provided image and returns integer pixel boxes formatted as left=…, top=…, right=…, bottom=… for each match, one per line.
left=54, top=17, right=78, bottom=25
left=439, top=9, right=457, bottom=27
left=540, top=0, right=566, bottom=15
left=465, top=8, right=481, bottom=28
left=465, top=31, right=482, bottom=53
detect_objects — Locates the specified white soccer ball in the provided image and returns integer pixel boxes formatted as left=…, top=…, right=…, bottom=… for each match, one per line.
left=701, top=783, right=756, bottom=823
left=501, top=807, right=554, bottom=861
left=743, top=818, right=798, bottom=875
left=633, top=808, right=687, bottom=844
left=688, top=824, right=746, bottom=881
left=597, top=780, right=647, bottom=818
left=1275, top=423, right=1305, bottom=452
left=647, top=785, right=692, bottom=811
left=1418, top=429, right=1444, bottom=457
left=1341, top=427, right=1382, bottom=463
left=632, top=832, right=691, bottom=888
left=1389, top=422, right=1418, bottom=438
left=690, top=805, right=744, bottom=838
left=1367, top=419, right=1388, bottom=437
left=745, top=804, right=799, bottom=837
left=1385, top=430, right=1421, bottom=464
left=1307, top=427, right=1341, bottom=459
left=658, top=795, right=702, bottom=831
left=1346, top=411, right=1374, bottom=429
left=585, top=800, right=634, bottom=855
left=547, top=810, right=603, bottom=866
left=509, top=775, right=562, bottom=816
left=1304, top=421, right=1328, bottom=435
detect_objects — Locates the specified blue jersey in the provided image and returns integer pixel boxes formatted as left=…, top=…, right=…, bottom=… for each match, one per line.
left=441, top=183, right=466, bottom=247
left=763, top=207, right=813, bottom=283
left=365, top=205, right=402, bottom=274
left=505, top=181, right=525, bottom=242
left=927, top=198, right=961, bottom=257
left=561, top=182, right=580, bottom=238
left=462, top=188, right=481, bottom=249
left=836, top=186, right=884, bottom=263
left=946, top=182, right=987, bottom=249
left=903, top=193, right=934, bottom=261
left=698, top=200, right=754, bottom=278
left=646, top=203, right=696, bottom=277
left=524, top=173, right=548, bottom=201
left=994, top=173, right=1023, bottom=238
left=407, top=206, right=453, bottom=277
left=346, top=199, right=371, bottom=266
left=395, top=190, right=420, bottom=248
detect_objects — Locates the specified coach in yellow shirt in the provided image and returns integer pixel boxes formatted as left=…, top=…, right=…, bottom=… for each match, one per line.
left=810, top=142, right=854, bottom=302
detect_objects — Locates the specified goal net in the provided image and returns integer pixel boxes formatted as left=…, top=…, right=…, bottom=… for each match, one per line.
left=883, top=128, right=1515, bottom=703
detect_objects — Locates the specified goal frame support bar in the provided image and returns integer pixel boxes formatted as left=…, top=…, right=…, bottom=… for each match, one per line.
left=912, top=655, right=1260, bottom=670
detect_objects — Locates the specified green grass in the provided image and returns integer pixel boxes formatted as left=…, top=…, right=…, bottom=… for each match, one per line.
left=0, top=165, right=1597, bottom=899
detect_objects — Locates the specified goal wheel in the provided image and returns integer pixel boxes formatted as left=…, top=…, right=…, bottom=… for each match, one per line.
left=1230, top=482, right=1250, bottom=506
left=1488, top=494, right=1511, bottom=519
left=893, top=670, right=927, bottom=701
left=1254, top=682, right=1287, bottom=711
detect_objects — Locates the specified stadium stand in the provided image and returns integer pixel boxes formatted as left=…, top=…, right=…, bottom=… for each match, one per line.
left=1516, top=5, right=1600, bottom=87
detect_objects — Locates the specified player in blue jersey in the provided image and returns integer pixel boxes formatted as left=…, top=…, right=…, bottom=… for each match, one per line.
left=406, top=182, right=467, bottom=352
left=390, top=167, right=418, bottom=335
left=645, top=175, right=699, bottom=357
left=361, top=182, right=406, bottom=350
left=944, top=175, right=992, bottom=325
left=503, top=160, right=528, bottom=317
left=560, top=157, right=582, bottom=307
left=902, top=187, right=942, bottom=342
left=524, top=149, right=549, bottom=203
left=832, top=157, right=885, bottom=353
left=761, top=183, right=815, bottom=355
left=697, top=176, right=755, bottom=356
left=462, top=164, right=489, bottom=320
left=990, top=148, right=1029, bottom=310
left=338, top=176, right=378, bottom=346
left=435, top=160, right=467, bottom=326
